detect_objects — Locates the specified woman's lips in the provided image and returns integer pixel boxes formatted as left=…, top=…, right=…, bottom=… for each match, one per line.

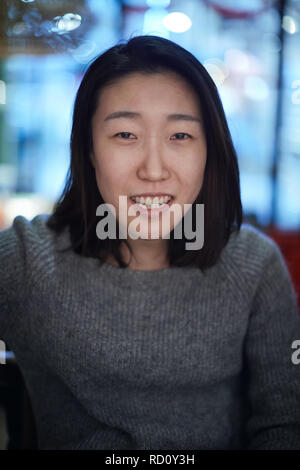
left=129, top=197, right=175, bottom=217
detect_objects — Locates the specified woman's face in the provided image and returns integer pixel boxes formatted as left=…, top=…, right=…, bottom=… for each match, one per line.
left=91, top=71, right=207, bottom=241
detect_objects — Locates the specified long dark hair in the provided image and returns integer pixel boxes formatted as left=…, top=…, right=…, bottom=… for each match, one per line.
left=46, top=34, right=243, bottom=270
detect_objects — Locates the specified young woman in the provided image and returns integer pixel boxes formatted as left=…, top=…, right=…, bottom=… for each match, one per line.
left=0, top=35, right=299, bottom=450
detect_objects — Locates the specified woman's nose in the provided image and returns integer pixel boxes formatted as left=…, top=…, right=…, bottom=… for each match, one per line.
left=137, top=137, right=170, bottom=181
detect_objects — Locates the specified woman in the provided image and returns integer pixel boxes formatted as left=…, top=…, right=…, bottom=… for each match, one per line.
left=0, top=35, right=299, bottom=450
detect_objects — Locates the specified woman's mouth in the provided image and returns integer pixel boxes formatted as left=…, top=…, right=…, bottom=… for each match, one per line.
left=129, top=196, right=175, bottom=216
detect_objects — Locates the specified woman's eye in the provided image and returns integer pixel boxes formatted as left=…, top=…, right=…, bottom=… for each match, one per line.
left=115, top=132, right=136, bottom=139
left=114, top=132, right=191, bottom=140
left=171, top=133, right=191, bottom=140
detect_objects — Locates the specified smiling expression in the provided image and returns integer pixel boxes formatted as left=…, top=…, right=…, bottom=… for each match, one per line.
left=90, top=71, right=207, bottom=240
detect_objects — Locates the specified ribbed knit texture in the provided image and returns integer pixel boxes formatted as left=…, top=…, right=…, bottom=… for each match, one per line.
left=0, top=214, right=300, bottom=450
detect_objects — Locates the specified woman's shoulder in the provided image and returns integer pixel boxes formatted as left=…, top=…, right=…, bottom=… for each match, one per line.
left=0, top=213, right=58, bottom=251
left=0, top=213, right=68, bottom=279
left=224, top=222, right=282, bottom=265
left=215, top=222, right=290, bottom=294
left=0, top=214, right=61, bottom=317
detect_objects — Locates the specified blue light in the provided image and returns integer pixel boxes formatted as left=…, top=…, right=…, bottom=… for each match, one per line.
left=143, top=10, right=169, bottom=37
left=147, top=0, right=171, bottom=7
left=163, top=12, right=192, bottom=33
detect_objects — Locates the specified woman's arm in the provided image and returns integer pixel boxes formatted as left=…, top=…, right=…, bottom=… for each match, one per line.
left=0, top=216, right=28, bottom=336
left=243, top=243, right=300, bottom=449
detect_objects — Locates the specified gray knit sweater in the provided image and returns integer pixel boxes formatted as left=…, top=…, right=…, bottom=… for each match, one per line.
left=0, top=214, right=300, bottom=450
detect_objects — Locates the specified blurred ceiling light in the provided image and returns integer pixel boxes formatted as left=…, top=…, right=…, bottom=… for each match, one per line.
left=244, top=76, right=269, bottom=101
left=20, top=0, right=35, bottom=3
left=204, top=58, right=229, bottom=86
left=162, top=12, right=192, bottom=33
left=52, top=13, right=82, bottom=35
left=147, top=0, right=171, bottom=7
left=282, top=15, right=297, bottom=34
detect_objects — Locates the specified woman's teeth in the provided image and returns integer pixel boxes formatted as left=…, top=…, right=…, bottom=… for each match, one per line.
left=131, top=196, right=171, bottom=208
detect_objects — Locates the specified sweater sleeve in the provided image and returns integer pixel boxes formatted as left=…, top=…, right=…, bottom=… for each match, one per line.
left=243, top=241, right=300, bottom=450
left=0, top=216, right=29, bottom=336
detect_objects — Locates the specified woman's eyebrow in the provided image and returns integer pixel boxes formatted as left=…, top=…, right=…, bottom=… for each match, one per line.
left=103, top=110, right=202, bottom=123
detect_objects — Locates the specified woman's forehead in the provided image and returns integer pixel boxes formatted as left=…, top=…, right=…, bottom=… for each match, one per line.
left=94, top=71, right=202, bottom=119
left=102, top=70, right=196, bottom=94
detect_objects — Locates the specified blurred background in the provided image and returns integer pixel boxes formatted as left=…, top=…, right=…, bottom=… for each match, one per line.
left=1, top=0, right=299, bottom=292
left=0, top=0, right=299, bottom=449
left=0, top=0, right=300, bottom=227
